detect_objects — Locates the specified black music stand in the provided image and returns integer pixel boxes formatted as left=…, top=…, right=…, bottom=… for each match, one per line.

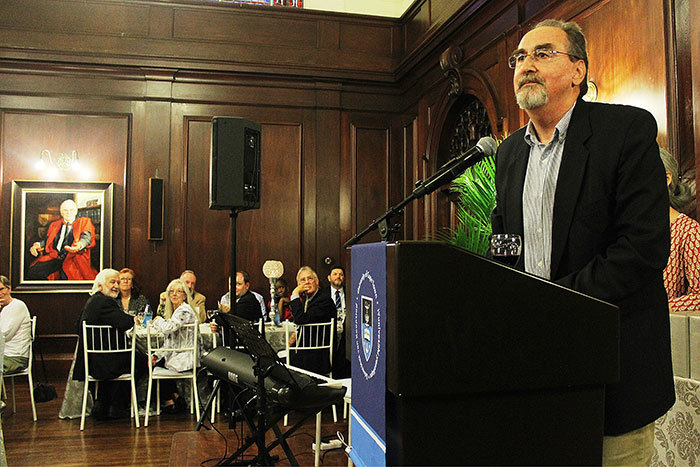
left=201, top=314, right=336, bottom=466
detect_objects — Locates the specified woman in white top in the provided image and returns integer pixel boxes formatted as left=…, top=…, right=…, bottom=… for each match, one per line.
left=0, top=275, right=32, bottom=373
left=142, top=278, right=197, bottom=414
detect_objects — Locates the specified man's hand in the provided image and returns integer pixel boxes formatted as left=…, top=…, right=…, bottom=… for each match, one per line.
left=288, top=331, right=297, bottom=346
left=292, top=285, right=304, bottom=296
left=64, top=245, right=80, bottom=253
left=210, top=322, right=219, bottom=333
left=30, top=242, right=42, bottom=257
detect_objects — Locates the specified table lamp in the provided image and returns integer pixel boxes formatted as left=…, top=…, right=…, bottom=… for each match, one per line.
left=262, top=260, right=284, bottom=324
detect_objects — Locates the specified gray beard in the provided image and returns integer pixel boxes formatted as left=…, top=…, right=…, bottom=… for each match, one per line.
left=516, top=84, right=548, bottom=109
left=102, top=289, right=119, bottom=299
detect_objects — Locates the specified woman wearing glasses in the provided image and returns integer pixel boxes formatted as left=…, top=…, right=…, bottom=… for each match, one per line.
left=117, top=268, right=149, bottom=317
left=141, top=278, right=197, bottom=414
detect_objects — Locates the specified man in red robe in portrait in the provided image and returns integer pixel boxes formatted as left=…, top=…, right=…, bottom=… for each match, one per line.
left=27, top=199, right=98, bottom=281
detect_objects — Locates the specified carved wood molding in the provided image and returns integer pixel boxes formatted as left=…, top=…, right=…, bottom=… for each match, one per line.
left=440, top=45, right=464, bottom=98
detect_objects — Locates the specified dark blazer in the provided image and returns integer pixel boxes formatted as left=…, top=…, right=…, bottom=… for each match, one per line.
left=289, top=287, right=337, bottom=375
left=232, top=290, right=262, bottom=322
left=491, top=99, right=675, bottom=435
left=73, top=292, right=135, bottom=381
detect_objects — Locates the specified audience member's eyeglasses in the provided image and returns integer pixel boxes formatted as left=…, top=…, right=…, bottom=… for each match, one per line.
left=508, top=48, right=581, bottom=69
left=169, top=289, right=185, bottom=295
left=119, top=277, right=132, bottom=282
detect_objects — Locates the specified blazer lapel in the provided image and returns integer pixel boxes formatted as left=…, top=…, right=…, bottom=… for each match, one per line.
left=550, top=100, right=592, bottom=278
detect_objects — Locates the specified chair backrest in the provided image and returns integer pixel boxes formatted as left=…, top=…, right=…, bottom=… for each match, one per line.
left=146, top=322, right=199, bottom=373
left=82, top=322, right=136, bottom=379
left=286, top=320, right=334, bottom=370
left=146, top=322, right=198, bottom=353
left=82, top=322, right=133, bottom=354
left=27, top=316, right=36, bottom=368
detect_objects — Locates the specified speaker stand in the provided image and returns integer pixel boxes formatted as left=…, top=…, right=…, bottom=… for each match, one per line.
left=228, top=208, right=265, bottom=339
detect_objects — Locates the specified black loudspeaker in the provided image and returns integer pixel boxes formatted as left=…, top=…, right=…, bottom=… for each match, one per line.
left=210, top=117, right=262, bottom=211
left=148, top=177, right=164, bottom=240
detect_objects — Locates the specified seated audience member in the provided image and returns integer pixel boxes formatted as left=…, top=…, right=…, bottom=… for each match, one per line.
left=117, top=268, right=149, bottom=317
left=159, top=270, right=205, bottom=323
left=289, top=266, right=336, bottom=375
left=252, top=289, right=268, bottom=322
left=0, top=275, right=32, bottom=373
left=661, top=148, right=700, bottom=311
left=328, top=265, right=350, bottom=378
left=73, top=269, right=142, bottom=420
left=221, top=273, right=267, bottom=321
left=272, top=278, right=293, bottom=322
left=218, top=271, right=261, bottom=322
left=141, top=278, right=196, bottom=414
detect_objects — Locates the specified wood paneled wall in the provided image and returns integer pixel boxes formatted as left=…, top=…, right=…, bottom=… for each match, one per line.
left=0, top=0, right=697, bottom=354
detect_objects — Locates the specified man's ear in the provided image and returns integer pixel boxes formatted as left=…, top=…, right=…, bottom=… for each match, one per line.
left=572, top=61, right=586, bottom=88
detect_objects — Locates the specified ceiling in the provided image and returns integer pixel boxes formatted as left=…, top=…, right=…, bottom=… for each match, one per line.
left=299, top=0, right=415, bottom=18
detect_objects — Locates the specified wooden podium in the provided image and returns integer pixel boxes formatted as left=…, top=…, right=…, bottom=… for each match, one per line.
left=348, top=241, right=619, bottom=466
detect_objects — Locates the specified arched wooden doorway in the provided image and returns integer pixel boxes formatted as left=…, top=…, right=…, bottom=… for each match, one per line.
left=424, top=58, right=505, bottom=239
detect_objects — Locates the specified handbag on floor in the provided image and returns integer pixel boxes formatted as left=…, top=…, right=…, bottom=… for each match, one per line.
left=33, top=383, right=57, bottom=403
left=32, top=333, right=57, bottom=403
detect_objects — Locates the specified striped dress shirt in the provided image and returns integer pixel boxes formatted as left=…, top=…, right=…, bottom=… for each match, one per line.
left=522, top=102, right=576, bottom=279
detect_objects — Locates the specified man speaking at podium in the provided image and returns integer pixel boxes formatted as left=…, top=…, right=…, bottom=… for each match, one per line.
left=491, top=19, right=674, bottom=465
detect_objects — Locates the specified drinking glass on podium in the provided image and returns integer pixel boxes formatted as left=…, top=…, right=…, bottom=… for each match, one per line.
left=490, top=234, right=522, bottom=267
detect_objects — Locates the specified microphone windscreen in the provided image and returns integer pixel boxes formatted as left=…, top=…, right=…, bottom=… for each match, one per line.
left=476, top=136, right=498, bottom=157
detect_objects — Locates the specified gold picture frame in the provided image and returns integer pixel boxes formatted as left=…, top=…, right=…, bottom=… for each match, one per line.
left=10, top=180, right=113, bottom=292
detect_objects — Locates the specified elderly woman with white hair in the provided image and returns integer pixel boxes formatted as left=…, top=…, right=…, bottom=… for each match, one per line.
left=660, top=148, right=700, bottom=312
left=139, top=278, right=197, bottom=414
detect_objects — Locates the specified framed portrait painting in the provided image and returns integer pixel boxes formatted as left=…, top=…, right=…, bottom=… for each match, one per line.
left=10, top=180, right=113, bottom=292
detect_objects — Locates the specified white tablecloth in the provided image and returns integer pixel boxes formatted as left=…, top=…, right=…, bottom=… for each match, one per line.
left=653, top=376, right=700, bottom=466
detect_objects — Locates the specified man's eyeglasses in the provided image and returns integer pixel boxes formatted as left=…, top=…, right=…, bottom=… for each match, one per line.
left=508, top=48, right=581, bottom=69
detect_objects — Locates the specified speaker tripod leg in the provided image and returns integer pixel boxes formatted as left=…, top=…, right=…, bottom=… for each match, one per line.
left=195, top=379, right=222, bottom=431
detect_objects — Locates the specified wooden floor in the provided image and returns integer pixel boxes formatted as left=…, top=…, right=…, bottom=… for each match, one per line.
left=1, top=377, right=350, bottom=466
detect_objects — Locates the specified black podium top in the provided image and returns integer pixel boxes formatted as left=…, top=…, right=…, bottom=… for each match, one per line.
left=385, top=241, right=619, bottom=397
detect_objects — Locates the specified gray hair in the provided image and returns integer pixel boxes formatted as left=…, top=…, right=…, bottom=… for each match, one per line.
left=296, top=266, right=318, bottom=283
left=0, top=275, right=10, bottom=289
left=60, top=199, right=77, bottom=211
left=660, top=148, right=694, bottom=211
left=90, top=268, right=120, bottom=296
left=535, top=19, right=589, bottom=97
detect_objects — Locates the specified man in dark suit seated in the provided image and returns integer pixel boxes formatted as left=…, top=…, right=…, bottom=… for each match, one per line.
left=73, top=268, right=142, bottom=420
left=288, top=266, right=336, bottom=375
left=218, top=271, right=261, bottom=322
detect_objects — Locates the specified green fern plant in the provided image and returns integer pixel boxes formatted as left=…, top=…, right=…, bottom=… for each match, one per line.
left=441, top=134, right=504, bottom=255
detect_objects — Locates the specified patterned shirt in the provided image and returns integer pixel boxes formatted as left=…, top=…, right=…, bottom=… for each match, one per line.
left=522, top=103, right=576, bottom=279
left=664, top=213, right=700, bottom=312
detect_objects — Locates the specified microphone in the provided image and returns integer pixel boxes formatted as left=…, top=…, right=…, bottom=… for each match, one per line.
left=412, top=136, right=497, bottom=198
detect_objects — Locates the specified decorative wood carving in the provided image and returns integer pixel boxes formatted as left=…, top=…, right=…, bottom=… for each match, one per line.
left=440, top=46, right=464, bottom=98
left=448, top=95, right=493, bottom=158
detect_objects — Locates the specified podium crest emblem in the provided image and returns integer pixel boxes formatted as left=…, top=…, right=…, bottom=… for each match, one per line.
left=361, top=296, right=373, bottom=360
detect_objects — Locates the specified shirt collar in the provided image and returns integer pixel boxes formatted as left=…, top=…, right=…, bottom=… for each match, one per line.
left=524, top=101, right=577, bottom=147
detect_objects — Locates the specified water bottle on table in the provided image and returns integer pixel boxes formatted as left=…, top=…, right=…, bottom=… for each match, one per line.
left=143, top=304, right=153, bottom=326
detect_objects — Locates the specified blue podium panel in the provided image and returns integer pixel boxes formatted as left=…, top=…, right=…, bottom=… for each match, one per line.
left=350, top=242, right=387, bottom=467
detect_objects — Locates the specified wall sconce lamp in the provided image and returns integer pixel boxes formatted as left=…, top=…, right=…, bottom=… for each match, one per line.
left=582, top=80, right=598, bottom=102
left=36, top=149, right=81, bottom=172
